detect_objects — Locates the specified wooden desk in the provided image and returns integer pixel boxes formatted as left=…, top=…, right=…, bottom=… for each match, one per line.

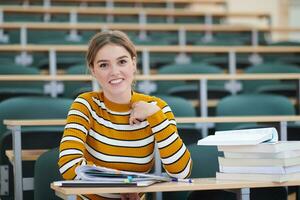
left=4, top=115, right=300, bottom=200
left=11, top=0, right=227, bottom=6
left=1, top=73, right=300, bottom=130
left=0, top=44, right=299, bottom=83
left=51, top=178, right=300, bottom=200
left=5, top=149, right=48, bottom=163
left=0, top=5, right=269, bottom=20
left=1, top=73, right=300, bottom=120
left=1, top=22, right=299, bottom=46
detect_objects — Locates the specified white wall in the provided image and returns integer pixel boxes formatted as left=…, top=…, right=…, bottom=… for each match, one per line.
left=227, top=0, right=279, bottom=27
left=289, top=0, right=300, bottom=40
left=226, top=0, right=299, bottom=41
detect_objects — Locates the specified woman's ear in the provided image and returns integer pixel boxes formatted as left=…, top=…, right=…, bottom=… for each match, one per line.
left=132, top=57, right=137, bottom=72
left=89, top=66, right=95, bottom=77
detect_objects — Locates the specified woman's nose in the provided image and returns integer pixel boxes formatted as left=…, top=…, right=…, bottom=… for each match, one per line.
left=110, top=65, right=120, bottom=75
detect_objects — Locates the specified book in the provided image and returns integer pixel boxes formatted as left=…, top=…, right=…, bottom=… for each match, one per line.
left=53, top=180, right=157, bottom=187
left=197, top=127, right=278, bottom=146
left=75, top=165, right=172, bottom=183
left=218, top=156, right=300, bottom=167
left=218, top=141, right=300, bottom=153
left=223, top=150, right=300, bottom=159
left=216, top=172, right=300, bottom=183
left=219, top=165, right=300, bottom=174
left=53, top=165, right=193, bottom=188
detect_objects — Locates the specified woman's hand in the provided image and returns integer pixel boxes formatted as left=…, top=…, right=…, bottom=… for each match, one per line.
left=129, top=101, right=160, bottom=125
left=121, top=193, right=140, bottom=200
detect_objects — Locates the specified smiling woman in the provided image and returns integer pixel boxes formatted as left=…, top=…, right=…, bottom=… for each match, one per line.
left=58, top=30, right=192, bottom=200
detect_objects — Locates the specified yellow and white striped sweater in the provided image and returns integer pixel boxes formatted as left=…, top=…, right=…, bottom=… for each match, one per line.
left=58, top=91, right=192, bottom=200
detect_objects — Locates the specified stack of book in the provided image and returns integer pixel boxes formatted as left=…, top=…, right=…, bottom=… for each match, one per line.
left=197, top=127, right=300, bottom=182
left=217, top=141, right=300, bottom=182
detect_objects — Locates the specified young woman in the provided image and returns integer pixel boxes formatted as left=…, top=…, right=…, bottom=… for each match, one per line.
left=58, top=30, right=192, bottom=200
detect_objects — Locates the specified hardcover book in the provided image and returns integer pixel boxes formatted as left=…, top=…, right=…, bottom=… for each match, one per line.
left=197, top=127, right=278, bottom=146
left=218, top=141, right=300, bottom=153
left=219, top=164, right=300, bottom=174
left=216, top=172, right=300, bottom=183
left=218, top=156, right=300, bottom=167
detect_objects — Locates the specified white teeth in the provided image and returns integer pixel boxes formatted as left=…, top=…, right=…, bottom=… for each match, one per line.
left=110, top=79, right=123, bottom=84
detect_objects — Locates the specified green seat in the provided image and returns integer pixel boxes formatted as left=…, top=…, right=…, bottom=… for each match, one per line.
left=186, top=144, right=236, bottom=200
left=0, top=96, right=72, bottom=199
left=35, top=52, right=85, bottom=70
left=34, top=148, right=62, bottom=200
left=137, top=52, right=177, bottom=69
left=114, top=16, right=139, bottom=23
left=214, top=32, right=267, bottom=45
left=242, top=62, right=300, bottom=95
left=195, top=54, right=251, bottom=69
left=175, top=16, right=205, bottom=24
left=195, top=38, right=246, bottom=46
left=147, top=16, right=167, bottom=23
left=208, top=94, right=293, bottom=199
left=27, top=30, right=68, bottom=44
left=155, top=62, right=229, bottom=100
left=155, top=95, right=201, bottom=145
left=215, top=94, right=295, bottom=131
left=63, top=64, right=92, bottom=98
left=165, top=144, right=235, bottom=200
left=158, top=96, right=202, bottom=200
left=4, top=13, right=43, bottom=22
left=133, top=37, right=171, bottom=46
left=268, top=41, right=300, bottom=46
left=0, top=64, right=44, bottom=101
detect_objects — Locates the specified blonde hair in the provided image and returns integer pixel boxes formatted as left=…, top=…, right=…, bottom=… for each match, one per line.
left=86, top=30, right=137, bottom=69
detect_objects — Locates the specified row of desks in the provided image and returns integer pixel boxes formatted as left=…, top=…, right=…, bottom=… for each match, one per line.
left=51, top=178, right=300, bottom=200
left=1, top=45, right=299, bottom=79
left=7, top=0, right=227, bottom=6
left=0, top=5, right=268, bottom=19
left=0, top=22, right=299, bottom=47
left=1, top=73, right=300, bottom=116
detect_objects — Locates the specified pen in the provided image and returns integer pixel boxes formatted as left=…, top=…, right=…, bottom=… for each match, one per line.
left=171, top=178, right=193, bottom=183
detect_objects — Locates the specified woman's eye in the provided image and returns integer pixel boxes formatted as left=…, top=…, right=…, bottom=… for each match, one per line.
left=99, top=63, right=108, bottom=68
left=119, top=59, right=127, bottom=65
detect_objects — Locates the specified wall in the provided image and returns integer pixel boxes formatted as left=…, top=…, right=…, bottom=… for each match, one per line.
left=289, top=0, right=300, bottom=40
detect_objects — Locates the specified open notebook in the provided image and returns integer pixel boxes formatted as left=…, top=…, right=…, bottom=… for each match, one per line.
left=53, top=165, right=192, bottom=187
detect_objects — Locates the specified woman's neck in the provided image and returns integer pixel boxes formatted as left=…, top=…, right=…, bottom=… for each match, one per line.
left=104, top=91, right=132, bottom=104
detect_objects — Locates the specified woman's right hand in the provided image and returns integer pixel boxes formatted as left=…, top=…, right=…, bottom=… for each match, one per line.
left=129, top=101, right=160, bottom=125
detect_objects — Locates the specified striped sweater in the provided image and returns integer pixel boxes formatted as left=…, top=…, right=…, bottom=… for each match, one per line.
left=58, top=91, right=192, bottom=200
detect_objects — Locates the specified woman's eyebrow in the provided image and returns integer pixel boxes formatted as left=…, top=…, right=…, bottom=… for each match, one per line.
left=96, top=59, right=108, bottom=64
left=96, top=55, right=128, bottom=64
left=117, top=55, right=129, bottom=60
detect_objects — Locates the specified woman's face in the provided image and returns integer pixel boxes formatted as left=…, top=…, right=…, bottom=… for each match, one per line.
left=90, top=44, right=136, bottom=101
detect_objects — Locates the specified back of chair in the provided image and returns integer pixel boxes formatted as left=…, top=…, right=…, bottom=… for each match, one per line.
left=63, top=64, right=92, bottom=98
left=0, top=96, right=72, bottom=199
left=34, top=148, right=62, bottom=200
left=156, top=95, right=201, bottom=145
left=0, top=64, right=44, bottom=101
left=243, top=62, right=300, bottom=93
left=155, top=62, right=224, bottom=94
left=215, top=94, right=295, bottom=131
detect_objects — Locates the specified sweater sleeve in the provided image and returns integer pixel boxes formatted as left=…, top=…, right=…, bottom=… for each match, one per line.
left=58, top=94, right=94, bottom=180
left=146, top=98, right=192, bottom=179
